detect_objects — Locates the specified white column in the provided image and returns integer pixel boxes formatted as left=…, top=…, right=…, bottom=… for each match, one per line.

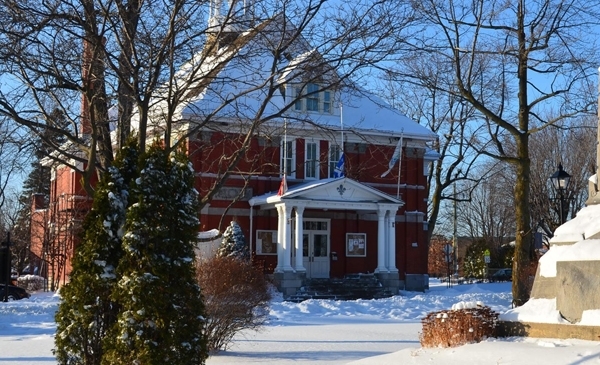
left=375, top=207, right=388, bottom=273
left=281, top=204, right=294, bottom=272
left=275, top=205, right=283, bottom=272
left=294, top=205, right=306, bottom=272
left=387, top=207, right=398, bottom=273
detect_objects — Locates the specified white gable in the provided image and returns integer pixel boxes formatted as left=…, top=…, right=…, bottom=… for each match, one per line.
left=249, top=178, right=402, bottom=210
left=285, top=178, right=399, bottom=202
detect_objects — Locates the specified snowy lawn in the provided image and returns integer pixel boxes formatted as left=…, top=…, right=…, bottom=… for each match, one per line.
left=2, top=279, right=600, bottom=364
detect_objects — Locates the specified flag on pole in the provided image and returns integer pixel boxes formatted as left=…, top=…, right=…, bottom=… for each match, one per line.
left=381, top=134, right=403, bottom=178
left=277, top=175, right=288, bottom=196
left=334, top=153, right=345, bottom=178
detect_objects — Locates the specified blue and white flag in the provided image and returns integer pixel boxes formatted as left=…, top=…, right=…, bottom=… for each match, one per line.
left=334, top=153, right=345, bottom=178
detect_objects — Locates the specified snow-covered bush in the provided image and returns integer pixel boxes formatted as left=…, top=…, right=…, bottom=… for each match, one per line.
left=54, top=140, right=139, bottom=365
left=16, top=275, right=46, bottom=291
left=217, top=220, right=249, bottom=260
left=420, top=303, right=499, bottom=348
left=55, top=141, right=208, bottom=365
left=103, top=143, right=207, bottom=364
left=196, top=255, right=271, bottom=353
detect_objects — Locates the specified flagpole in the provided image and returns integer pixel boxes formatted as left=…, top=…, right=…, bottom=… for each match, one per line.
left=277, top=118, right=288, bottom=196
left=340, top=102, right=344, bottom=153
left=396, top=130, right=404, bottom=199
left=331, top=102, right=345, bottom=179
left=284, top=117, right=287, bottom=176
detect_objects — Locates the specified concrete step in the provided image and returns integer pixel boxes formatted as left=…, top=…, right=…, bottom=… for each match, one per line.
left=286, top=274, right=394, bottom=302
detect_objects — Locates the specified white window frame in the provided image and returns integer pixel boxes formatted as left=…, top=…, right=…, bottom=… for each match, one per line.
left=294, top=86, right=303, bottom=111
left=328, top=143, right=342, bottom=178
left=291, top=83, right=333, bottom=114
left=280, top=139, right=296, bottom=178
left=323, top=90, right=331, bottom=113
left=305, top=141, right=319, bottom=179
left=306, top=83, right=320, bottom=112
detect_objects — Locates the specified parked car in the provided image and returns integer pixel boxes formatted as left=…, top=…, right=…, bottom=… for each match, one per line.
left=489, top=268, right=512, bottom=282
left=0, top=284, right=30, bottom=301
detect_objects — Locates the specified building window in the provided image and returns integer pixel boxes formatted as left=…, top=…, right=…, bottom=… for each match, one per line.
left=323, top=91, right=331, bottom=113
left=294, top=87, right=303, bottom=111
left=292, top=83, right=333, bottom=114
left=281, top=139, right=295, bottom=177
left=329, top=144, right=342, bottom=178
left=305, top=142, right=319, bottom=179
left=306, top=84, right=319, bottom=111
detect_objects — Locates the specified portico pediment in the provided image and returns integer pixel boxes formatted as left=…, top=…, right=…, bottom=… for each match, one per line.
left=285, top=178, right=398, bottom=202
left=249, top=177, right=403, bottom=210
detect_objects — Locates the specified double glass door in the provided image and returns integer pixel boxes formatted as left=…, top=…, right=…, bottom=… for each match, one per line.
left=301, top=220, right=330, bottom=278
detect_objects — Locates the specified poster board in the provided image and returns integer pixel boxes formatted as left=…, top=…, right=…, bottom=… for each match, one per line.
left=346, top=233, right=366, bottom=257
left=256, top=230, right=277, bottom=255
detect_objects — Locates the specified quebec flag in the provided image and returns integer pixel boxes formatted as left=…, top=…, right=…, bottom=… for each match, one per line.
left=334, top=153, right=345, bottom=178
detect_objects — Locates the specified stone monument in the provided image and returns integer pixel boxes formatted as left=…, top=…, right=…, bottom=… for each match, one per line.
left=525, top=69, right=600, bottom=332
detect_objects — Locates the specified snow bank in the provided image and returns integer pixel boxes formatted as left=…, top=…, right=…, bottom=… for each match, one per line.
left=500, top=298, right=568, bottom=324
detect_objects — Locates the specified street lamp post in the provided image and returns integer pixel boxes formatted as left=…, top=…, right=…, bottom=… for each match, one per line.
left=443, top=243, right=454, bottom=288
left=2, top=232, right=12, bottom=302
left=550, top=164, right=571, bottom=225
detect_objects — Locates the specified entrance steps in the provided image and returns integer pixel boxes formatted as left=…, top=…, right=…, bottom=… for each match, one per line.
left=286, top=273, right=394, bottom=302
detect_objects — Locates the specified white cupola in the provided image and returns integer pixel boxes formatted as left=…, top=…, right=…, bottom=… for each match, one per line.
left=208, top=0, right=254, bottom=32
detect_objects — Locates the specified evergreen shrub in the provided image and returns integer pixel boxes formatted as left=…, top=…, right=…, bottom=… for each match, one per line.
left=54, top=140, right=138, bottom=365
left=55, top=141, right=208, bottom=365
left=103, top=143, right=207, bottom=365
left=217, top=220, right=249, bottom=260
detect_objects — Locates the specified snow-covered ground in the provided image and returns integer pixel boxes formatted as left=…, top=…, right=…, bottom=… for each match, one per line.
left=1, top=280, right=600, bottom=364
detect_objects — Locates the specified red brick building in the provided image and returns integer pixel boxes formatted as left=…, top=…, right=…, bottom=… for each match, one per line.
left=30, top=1, right=437, bottom=294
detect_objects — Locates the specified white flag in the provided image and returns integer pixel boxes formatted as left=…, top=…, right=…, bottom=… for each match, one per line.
left=381, top=135, right=403, bottom=178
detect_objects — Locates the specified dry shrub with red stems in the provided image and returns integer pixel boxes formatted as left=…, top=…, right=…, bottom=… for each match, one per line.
left=196, top=255, right=272, bottom=353
left=420, top=306, right=499, bottom=348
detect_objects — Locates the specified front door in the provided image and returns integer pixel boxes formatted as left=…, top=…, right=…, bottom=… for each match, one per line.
left=302, top=220, right=330, bottom=279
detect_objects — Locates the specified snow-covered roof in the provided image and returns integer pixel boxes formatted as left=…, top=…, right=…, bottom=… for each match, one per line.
left=424, top=148, right=441, bottom=161
left=149, top=16, right=436, bottom=142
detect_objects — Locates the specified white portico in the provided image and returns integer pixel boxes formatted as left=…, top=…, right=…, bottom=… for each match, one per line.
left=249, top=177, right=404, bottom=290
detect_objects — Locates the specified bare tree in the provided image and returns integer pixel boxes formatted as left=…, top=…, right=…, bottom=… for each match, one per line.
left=528, top=116, right=597, bottom=233
left=378, top=57, right=493, bottom=243
left=455, top=164, right=516, bottom=254
left=393, top=0, right=600, bottom=305
left=0, top=0, right=413, bottom=199
left=0, top=0, right=418, bottom=290
left=428, top=235, right=453, bottom=278
left=0, top=190, right=29, bottom=274
left=0, top=118, right=29, bottom=212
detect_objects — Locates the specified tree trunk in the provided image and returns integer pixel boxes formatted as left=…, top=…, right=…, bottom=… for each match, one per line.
left=512, top=134, right=532, bottom=306
left=512, top=1, right=532, bottom=306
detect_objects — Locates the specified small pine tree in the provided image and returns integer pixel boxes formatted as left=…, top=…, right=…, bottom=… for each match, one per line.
left=217, top=221, right=249, bottom=260
left=54, top=140, right=139, bottom=365
left=103, top=143, right=207, bottom=365
left=463, top=240, right=488, bottom=280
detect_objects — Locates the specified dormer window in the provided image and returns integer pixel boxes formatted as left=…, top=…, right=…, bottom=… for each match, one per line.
left=293, top=83, right=333, bottom=114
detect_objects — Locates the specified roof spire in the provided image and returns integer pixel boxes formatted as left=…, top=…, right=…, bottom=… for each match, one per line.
left=208, top=0, right=254, bottom=31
